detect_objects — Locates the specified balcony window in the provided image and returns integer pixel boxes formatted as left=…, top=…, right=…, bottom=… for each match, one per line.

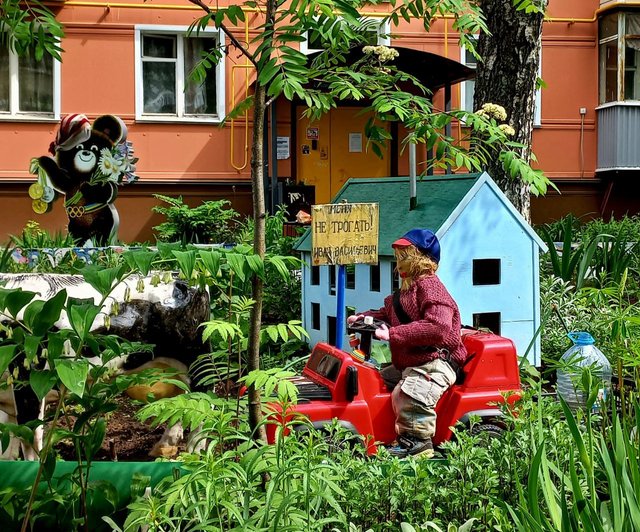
left=598, top=12, right=640, bottom=104
left=0, top=42, right=60, bottom=120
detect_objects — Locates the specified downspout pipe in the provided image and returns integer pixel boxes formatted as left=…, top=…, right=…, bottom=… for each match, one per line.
left=409, top=143, right=417, bottom=211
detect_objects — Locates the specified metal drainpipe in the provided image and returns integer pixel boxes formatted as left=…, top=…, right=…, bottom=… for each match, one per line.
left=270, top=102, right=279, bottom=213
left=445, top=83, right=452, bottom=174
left=409, top=143, right=417, bottom=211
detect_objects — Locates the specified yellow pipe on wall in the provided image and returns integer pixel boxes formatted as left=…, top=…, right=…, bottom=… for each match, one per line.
left=230, top=16, right=251, bottom=171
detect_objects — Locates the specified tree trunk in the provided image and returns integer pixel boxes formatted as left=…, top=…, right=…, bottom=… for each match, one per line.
left=247, top=81, right=268, bottom=442
left=474, top=0, right=547, bottom=222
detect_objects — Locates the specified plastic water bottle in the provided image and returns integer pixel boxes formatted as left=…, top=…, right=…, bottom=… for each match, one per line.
left=556, top=332, right=611, bottom=411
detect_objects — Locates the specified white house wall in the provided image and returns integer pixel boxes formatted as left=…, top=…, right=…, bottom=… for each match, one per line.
left=437, top=183, right=540, bottom=364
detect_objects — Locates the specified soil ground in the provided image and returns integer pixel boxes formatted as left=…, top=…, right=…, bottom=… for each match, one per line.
left=55, top=395, right=185, bottom=461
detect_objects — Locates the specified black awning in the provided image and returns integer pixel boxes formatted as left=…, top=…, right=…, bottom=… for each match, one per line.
left=306, top=45, right=475, bottom=93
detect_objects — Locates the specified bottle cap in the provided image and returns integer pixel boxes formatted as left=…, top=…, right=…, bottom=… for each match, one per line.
left=568, top=332, right=595, bottom=346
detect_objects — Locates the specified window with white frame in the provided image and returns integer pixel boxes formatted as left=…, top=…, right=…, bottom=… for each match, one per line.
left=135, top=26, right=225, bottom=122
left=598, top=11, right=640, bottom=104
left=460, top=37, right=542, bottom=126
left=300, top=17, right=391, bottom=55
left=0, top=42, right=60, bottom=120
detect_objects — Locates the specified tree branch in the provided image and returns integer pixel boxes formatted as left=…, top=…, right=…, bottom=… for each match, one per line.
left=188, top=0, right=258, bottom=68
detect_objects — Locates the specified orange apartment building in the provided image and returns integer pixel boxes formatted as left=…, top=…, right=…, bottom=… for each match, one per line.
left=0, top=0, right=637, bottom=243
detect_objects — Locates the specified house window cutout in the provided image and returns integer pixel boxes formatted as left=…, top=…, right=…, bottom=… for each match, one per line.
left=346, top=306, right=356, bottom=321
left=311, top=302, right=320, bottom=330
left=311, top=265, right=320, bottom=285
left=329, top=266, right=336, bottom=295
left=370, top=264, right=381, bottom=292
left=390, top=261, right=401, bottom=291
left=473, top=259, right=501, bottom=285
left=327, top=315, right=337, bottom=346
left=473, top=312, right=501, bottom=335
left=346, top=264, right=355, bottom=290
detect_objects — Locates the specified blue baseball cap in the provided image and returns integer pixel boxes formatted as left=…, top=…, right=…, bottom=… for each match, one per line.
left=392, top=228, right=440, bottom=263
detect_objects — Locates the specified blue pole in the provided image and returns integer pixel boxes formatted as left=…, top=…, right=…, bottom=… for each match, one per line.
left=335, top=264, right=346, bottom=349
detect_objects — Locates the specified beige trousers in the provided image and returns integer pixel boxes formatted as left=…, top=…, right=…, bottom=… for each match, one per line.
left=380, top=358, right=456, bottom=440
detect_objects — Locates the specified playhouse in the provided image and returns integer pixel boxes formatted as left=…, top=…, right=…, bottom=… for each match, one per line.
left=294, top=172, right=547, bottom=365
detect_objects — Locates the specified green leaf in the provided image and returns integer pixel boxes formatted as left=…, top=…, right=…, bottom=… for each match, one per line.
left=124, top=250, right=157, bottom=276
left=55, top=358, right=89, bottom=398
left=68, top=303, right=101, bottom=342
left=28, top=289, right=66, bottom=336
left=29, top=370, right=57, bottom=402
left=87, top=418, right=107, bottom=457
left=79, top=265, right=126, bottom=297
left=226, top=253, right=247, bottom=282
left=173, top=250, right=197, bottom=280
left=199, top=249, right=222, bottom=277
left=4, top=289, right=37, bottom=319
left=0, top=345, right=17, bottom=376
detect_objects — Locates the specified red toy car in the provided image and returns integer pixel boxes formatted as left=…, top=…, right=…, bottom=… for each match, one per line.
left=266, top=320, right=522, bottom=454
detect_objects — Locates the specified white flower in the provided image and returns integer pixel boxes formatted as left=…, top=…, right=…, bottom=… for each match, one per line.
left=477, top=103, right=508, bottom=121
left=499, top=124, right=516, bottom=137
left=363, top=45, right=399, bottom=63
left=98, top=148, right=122, bottom=180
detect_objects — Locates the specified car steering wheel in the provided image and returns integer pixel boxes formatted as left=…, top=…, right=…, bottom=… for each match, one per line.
left=347, top=317, right=387, bottom=334
left=347, top=317, right=387, bottom=360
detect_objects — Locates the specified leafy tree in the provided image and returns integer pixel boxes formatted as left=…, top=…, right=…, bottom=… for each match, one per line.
left=187, top=0, right=552, bottom=439
left=474, top=0, right=549, bottom=221
left=0, top=0, right=64, bottom=59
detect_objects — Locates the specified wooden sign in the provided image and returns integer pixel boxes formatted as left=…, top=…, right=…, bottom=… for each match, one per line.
left=311, top=203, right=379, bottom=266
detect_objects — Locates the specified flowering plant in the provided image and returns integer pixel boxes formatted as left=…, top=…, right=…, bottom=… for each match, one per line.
left=90, top=140, right=139, bottom=186
left=362, top=45, right=399, bottom=63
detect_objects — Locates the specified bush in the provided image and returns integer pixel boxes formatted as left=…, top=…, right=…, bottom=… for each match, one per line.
left=152, top=194, right=240, bottom=244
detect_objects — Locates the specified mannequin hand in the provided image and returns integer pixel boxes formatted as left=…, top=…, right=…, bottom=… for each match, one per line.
left=375, top=323, right=390, bottom=341
left=347, top=314, right=364, bottom=325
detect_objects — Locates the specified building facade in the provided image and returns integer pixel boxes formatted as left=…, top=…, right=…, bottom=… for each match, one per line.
left=0, top=0, right=637, bottom=243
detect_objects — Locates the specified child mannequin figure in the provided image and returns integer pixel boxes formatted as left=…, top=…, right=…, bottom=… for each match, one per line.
left=347, top=228, right=467, bottom=458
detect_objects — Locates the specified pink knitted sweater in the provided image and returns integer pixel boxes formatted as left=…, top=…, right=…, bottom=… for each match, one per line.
left=364, top=275, right=467, bottom=371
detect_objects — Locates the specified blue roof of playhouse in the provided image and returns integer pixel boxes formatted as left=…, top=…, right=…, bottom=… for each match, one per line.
left=294, top=172, right=546, bottom=256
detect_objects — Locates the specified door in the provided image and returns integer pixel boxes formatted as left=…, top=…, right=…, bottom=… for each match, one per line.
left=296, top=107, right=390, bottom=204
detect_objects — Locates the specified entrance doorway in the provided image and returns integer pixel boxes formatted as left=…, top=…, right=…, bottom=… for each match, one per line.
left=295, top=107, right=390, bottom=204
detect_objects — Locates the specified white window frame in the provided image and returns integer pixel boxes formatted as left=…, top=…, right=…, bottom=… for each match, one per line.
left=300, top=17, right=391, bottom=55
left=134, top=25, right=225, bottom=123
left=460, top=37, right=542, bottom=126
left=0, top=43, right=61, bottom=122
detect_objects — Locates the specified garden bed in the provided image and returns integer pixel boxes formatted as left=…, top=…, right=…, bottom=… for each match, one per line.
left=54, top=395, right=185, bottom=462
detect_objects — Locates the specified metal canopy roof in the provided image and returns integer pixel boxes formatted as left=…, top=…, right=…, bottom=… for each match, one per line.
left=306, top=46, right=475, bottom=93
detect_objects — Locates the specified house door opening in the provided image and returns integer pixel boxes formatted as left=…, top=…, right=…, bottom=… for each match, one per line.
left=295, top=106, right=390, bottom=204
